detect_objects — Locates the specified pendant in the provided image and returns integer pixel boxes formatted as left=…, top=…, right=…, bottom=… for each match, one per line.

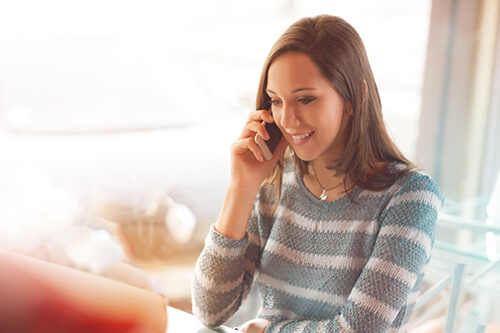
left=319, top=189, right=328, bottom=201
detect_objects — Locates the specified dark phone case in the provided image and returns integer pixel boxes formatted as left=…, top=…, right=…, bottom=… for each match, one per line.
left=263, top=121, right=282, bottom=154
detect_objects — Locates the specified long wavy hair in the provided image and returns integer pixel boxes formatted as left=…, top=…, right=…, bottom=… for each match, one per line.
left=256, top=15, right=415, bottom=198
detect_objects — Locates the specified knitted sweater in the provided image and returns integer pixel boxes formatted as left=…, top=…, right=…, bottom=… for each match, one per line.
left=192, top=160, right=443, bottom=332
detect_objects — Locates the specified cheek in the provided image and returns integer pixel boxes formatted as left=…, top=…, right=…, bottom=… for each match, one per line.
left=318, top=102, right=344, bottom=128
left=331, top=111, right=345, bottom=129
left=318, top=106, right=346, bottom=143
left=272, top=111, right=284, bottom=129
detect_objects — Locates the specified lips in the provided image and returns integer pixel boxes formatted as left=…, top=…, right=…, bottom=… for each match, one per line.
left=289, top=131, right=315, bottom=146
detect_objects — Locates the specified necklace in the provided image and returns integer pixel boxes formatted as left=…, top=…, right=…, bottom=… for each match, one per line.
left=312, top=162, right=343, bottom=201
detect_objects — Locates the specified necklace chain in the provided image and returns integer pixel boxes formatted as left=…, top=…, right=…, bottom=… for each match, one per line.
left=312, top=162, right=343, bottom=201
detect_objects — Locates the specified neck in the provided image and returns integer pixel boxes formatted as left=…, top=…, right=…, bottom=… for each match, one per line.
left=311, top=161, right=343, bottom=191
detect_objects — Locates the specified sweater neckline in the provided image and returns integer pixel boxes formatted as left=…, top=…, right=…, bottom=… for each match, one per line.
left=295, top=169, right=362, bottom=208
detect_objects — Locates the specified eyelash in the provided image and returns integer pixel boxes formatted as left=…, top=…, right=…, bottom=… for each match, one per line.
left=270, top=97, right=316, bottom=107
left=270, top=100, right=282, bottom=107
left=298, top=97, right=316, bottom=105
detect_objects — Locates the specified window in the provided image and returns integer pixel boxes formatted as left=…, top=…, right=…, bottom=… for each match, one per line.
left=0, top=0, right=433, bottom=259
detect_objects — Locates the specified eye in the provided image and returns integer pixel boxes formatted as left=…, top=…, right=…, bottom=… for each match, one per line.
left=270, top=99, right=282, bottom=107
left=298, top=97, right=316, bottom=105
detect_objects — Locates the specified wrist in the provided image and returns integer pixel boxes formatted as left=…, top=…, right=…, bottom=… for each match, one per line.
left=215, top=183, right=259, bottom=240
left=226, top=180, right=261, bottom=196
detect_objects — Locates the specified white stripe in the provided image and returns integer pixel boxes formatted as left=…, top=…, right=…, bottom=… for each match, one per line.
left=258, top=273, right=347, bottom=306
left=387, top=191, right=442, bottom=210
left=193, top=292, right=240, bottom=327
left=193, top=263, right=244, bottom=293
left=260, top=203, right=379, bottom=235
left=194, top=257, right=256, bottom=294
left=366, top=258, right=418, bottom=288
left=205, top=235, right=246, bottom=258
left=282, top=170, right=296, bottom=184
left=379, top=225, right=433, bottom=257
left=350, top=287, right=399, bottom=322
left=264, top=238, right=368, bottom=270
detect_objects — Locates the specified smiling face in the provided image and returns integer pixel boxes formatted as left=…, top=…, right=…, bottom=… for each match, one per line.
left=266, top=52, right=349, bottom=163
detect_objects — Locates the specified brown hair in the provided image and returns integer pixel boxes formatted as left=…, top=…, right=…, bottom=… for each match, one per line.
left=256, top=15, right=415, bottom=197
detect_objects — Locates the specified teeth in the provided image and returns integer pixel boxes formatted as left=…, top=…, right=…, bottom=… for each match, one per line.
left=292, top=132, right=312, bottom=140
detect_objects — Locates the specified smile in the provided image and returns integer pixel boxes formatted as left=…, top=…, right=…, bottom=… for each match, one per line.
left=289, top=131, right=315, bottom=146
left=291, top=132, right=313, bottom=140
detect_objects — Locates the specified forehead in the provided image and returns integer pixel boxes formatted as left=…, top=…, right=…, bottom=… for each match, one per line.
left=267, top=52, right=329, bottom=91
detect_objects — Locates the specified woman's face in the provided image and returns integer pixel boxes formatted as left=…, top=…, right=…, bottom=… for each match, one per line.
left=266, top=52, right=348, bottom=163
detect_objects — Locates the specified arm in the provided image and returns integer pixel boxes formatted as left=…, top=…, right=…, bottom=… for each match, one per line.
left=215, top=110, right=287, bottom=241
left=192, top=111, right=287, bottom=327
left=264, top=174, right=443, bottom=333
left=191, top=222, right=257, bottom=327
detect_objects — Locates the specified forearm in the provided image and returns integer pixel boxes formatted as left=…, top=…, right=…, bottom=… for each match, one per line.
left=192, top=225, right=255, bottom=327
left=215, top=182, right=260, bottom=240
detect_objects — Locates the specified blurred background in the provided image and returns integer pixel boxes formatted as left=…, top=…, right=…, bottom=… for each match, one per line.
left=0, top=0, right=499, bottom=331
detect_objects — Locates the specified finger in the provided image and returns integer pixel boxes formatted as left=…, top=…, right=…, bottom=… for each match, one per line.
left=249, top=110, right=274, bottom=123
left=231, top=137, right=264, bottom=162
left=249, top=121, right=270, bottom=141
left=246, top=137, right=265, bottom=162
left=239, top=119, right=269, bottom=141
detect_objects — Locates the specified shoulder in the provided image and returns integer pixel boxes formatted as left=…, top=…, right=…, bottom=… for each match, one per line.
left=362, top=162, right=443, bottom=209
left=392, top=168, right=443, bottom=207
left=379, top=167, right=443, bottom=233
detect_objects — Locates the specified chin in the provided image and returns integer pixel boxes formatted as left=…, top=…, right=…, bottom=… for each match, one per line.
left=291, top=149, right=317, bottom=162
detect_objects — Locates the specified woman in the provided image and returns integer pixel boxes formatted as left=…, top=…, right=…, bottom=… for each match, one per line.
left=192, top=15, right=442, bottom=333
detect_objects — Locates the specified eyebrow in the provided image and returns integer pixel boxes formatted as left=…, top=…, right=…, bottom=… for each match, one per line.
left=266, top=88, right=317, bottom=95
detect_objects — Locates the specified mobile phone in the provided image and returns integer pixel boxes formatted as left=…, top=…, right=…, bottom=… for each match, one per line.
left=254, top=121, right=282, bottom=161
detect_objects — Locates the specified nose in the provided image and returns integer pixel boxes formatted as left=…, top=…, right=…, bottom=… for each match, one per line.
left=280, top=103, right=300, bottom=128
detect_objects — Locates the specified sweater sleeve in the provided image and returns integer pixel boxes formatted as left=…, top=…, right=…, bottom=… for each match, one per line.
left=191, top=211, right=262, bottom=328
left=265, top=174, right=443, bottom=333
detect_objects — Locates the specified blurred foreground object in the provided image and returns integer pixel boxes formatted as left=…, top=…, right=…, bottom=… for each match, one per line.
left=164, top=196, right=197, bottom=244
left=0, top=250, right=167, bottom=333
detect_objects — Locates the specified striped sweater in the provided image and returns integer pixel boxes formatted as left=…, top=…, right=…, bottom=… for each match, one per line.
left=192, top=159, right=443, bottom=332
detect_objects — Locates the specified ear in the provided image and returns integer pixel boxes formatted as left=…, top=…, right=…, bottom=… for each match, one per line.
left=346, top=102, right=354, bottom=116
left=363, top=80, right=368, bottom=101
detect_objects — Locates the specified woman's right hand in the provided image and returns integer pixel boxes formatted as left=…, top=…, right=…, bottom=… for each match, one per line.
left=229, top=109, right=287, bottom=193
left=215, top=110, right=287, bottom=240
left=195, top=109, right=287, bottom=321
